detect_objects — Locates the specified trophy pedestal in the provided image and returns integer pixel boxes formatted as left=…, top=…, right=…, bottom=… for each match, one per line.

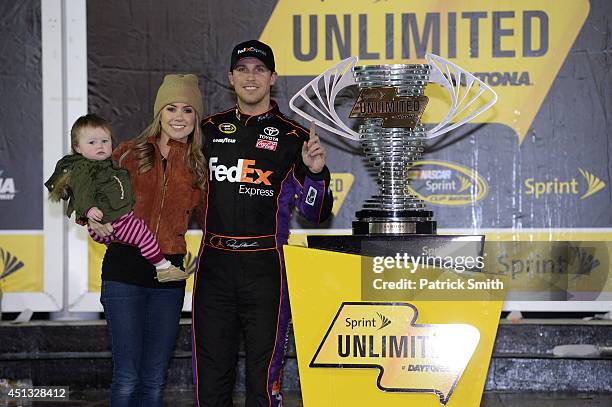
left=307, top=234, right=484, bottom=258
left=352, top=209, right=437, bottom=235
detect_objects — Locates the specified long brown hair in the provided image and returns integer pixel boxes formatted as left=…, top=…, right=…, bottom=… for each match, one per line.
left=130, top=110, right=207, bottom=190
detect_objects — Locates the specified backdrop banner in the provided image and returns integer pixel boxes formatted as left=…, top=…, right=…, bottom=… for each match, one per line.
left=82, top=0, right=611, bottom=307
left=2, top=1, right=610, bottom=311
left=87, top=0, right=610, bottom=232
left=0, top=0, right=45, bottom=305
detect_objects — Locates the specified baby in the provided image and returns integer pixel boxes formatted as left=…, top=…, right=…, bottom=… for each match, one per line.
left=44, top=114, right=189, bottom=282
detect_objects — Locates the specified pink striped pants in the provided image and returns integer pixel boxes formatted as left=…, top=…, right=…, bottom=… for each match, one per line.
left=88, top=211, right=165, bottom=265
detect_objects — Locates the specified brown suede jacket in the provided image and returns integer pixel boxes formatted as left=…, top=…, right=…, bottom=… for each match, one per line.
left=113, top=136, right=206, bottom=255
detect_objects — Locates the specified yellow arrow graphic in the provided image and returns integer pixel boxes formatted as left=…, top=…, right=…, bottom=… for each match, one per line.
left=261, top=0, right=590, bottom=143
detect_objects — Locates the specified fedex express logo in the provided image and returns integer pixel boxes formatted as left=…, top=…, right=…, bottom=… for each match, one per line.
left=209, top=157, right=273, bottom=185
left=237, top=46, right=267, bottom=57
left=209, top=157, right=275, bottom=198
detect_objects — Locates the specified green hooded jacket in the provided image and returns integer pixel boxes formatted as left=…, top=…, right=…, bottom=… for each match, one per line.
left=44, top=154, right=135, bottom=223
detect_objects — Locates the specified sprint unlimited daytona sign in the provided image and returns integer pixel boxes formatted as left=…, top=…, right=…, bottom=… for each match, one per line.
left=86, top=0, right=611, bottom=231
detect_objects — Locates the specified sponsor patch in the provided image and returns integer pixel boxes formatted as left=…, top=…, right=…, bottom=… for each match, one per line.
left=256, top=139, right=278, bottom=151
left=237, top=46, right=267, bottom=57
left=213, top=137, right=236, bottom=144
left=209, top=157, right=274, bottom=186
left=218, top=123, right=237, bottom=134
left=305, top=186, right=318, bottom=206
left=264, top=126, right=279, bottom=136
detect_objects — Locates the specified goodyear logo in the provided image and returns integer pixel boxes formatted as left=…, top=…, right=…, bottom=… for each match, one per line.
left=260, top=0, right=590, bottom=143
left=407, top=160, right=488, bottom=206
left=311, top=302, right=479, bottom=405
left=524, top=168, right=606, bottom=200
left=218, top=123, right=237, bottom=134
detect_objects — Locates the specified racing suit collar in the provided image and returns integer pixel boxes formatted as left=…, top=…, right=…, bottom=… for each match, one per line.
left=235, top=100, right=279, bottom=126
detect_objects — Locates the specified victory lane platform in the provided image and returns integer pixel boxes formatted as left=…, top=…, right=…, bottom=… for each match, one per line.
left=0, top=318, right=611, bottom=405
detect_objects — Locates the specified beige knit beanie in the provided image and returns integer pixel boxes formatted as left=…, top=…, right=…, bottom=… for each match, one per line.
left=153, top=74, right=203, bottom=118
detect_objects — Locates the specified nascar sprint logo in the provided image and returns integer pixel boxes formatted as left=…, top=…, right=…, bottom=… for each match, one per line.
left=407, top=160, right=488, bottom=206
left=218, top=123, right=237, bottom=134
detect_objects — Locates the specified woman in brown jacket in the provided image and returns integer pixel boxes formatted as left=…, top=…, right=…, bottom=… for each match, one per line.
left=89, top=74, right=206, bottom=407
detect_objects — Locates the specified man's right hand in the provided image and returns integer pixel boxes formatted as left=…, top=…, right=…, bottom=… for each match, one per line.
left=88, top=219, right=113, bottom=237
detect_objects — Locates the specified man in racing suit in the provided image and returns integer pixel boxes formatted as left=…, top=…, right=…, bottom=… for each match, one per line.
left=192, top=40, right=333, bottom=407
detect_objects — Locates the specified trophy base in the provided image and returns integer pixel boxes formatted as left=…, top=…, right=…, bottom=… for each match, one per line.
left=352, top=209, right=437, bottom=235
left=307, top=234, right=484, bottom=258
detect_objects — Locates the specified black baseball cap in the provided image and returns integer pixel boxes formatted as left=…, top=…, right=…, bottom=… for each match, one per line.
left=229, top=40, right=275, bottom=72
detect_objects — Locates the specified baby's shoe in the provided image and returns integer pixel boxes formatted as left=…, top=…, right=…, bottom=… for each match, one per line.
left=156, top=264, right=189, bottom=282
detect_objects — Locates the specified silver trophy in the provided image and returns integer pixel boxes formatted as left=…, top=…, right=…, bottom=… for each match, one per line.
left=290, top=55, right=497, bottom=235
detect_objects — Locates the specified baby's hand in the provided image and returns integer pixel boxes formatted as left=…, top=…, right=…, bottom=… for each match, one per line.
left=87, top=207, right=104, bottom=221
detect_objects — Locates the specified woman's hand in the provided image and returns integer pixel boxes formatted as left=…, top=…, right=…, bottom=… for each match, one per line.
left=88, top=218, right=114, bottom=237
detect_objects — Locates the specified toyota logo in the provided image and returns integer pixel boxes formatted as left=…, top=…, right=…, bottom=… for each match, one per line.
left=263, top=127, right=279, bottom=136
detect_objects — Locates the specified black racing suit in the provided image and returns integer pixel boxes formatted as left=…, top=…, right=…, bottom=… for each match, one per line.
left=192, top=102, right=333, bottom=407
